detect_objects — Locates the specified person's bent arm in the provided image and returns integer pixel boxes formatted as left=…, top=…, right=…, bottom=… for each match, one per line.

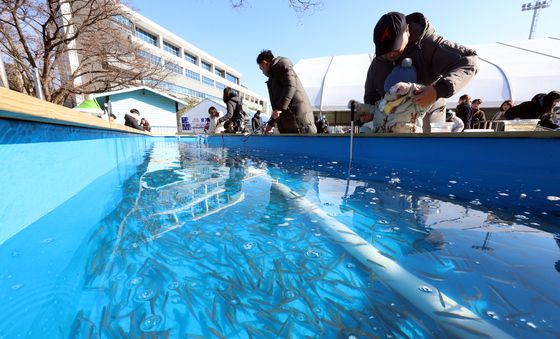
left=218, top=101, right=235, bottom=123
left=430, top=38, right=478, bottom=100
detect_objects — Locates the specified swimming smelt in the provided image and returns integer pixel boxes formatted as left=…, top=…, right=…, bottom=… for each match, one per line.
left=177, top=287, right=198, bottom=319
left=273, top=259, right=285, bottom=290
left=208, top=327, right=226, bottom=339
left=277, top=316, right=293, bottom=338
left=297, top=287, right=321, bottom=321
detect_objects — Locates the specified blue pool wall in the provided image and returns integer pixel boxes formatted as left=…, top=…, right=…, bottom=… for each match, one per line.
left=0, top=118, right=153, bottom=245
left=2, top=116, right=559, bottom=246
left=208, top=134, right=560, bottom=213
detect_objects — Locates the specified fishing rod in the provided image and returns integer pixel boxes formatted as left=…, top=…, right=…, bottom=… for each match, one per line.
left=241, top=123, right=266, bottom=142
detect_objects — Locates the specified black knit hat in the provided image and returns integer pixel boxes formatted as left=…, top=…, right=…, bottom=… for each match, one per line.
left=374, top=12, right=407, bottom=56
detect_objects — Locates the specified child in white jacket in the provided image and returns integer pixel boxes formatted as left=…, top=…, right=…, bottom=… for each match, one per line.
left=207, top=106, right=225, bottom=134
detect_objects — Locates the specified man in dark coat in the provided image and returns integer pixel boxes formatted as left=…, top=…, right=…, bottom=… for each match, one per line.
left=251, top=110, right=262, bottom=133
left=124, top=108, right=144, bottom=131
left=364, top=12, right=478, bottom=132
left=219, top=87, right=244, bottom=132
left=455, top=94, right=472, bottom=129
left=256, top=50, right=317, bottom=134
left=505, top=91, right=560, bottom=120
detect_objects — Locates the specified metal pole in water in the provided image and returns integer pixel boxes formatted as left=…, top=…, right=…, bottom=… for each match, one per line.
left=272, top=180, right=513, bottom=339
left=349, top=102, right=355, bottom=166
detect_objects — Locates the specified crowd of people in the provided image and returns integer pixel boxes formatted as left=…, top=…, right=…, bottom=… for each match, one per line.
left=115, top=11, right=559, bottom=136
left=446, top=91, right=560, bottom=132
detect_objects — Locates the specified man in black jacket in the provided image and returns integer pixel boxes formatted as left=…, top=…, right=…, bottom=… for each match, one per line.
left=256, top=50, right=317, bottom=134
left=364, top=12, right=478, bottom=132
left=124, top=108, right=144, bottom=131
left=505, top=91, right=560, bottom=120
left=455, top=94, right=472, bottom=130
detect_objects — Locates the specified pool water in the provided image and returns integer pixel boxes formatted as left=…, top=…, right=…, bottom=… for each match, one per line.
left=1, top=139, right=559, bottom=338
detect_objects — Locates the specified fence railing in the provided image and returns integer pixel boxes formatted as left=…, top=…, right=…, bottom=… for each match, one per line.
left=0, top=51, right=43, bottom=100
left=150, top=126, right=180, bottom=135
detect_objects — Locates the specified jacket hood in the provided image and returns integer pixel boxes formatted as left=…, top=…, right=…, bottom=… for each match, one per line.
left=406, top=12, right=435, bottom=46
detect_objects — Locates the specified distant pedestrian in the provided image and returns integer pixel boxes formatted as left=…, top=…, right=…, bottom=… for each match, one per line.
left=492, top=100, right=513, bottom=121
left=505, top=91, right=560, bottom=120
left=256, top=50, right=317, bottom=134
left=456, top=95, right=472, bottom=129
left=219, top=87, right=245, bottom=133
left=140, top=118, right=151, bottom=132
left=470, top=99, right=486, bottom=128
left=446, top=110, right=464, bottom=132
left=124, top=108, right=144, bottom=131
left=252, top=110, right=262, bottom=133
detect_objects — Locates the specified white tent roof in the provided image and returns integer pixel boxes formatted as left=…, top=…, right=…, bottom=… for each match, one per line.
left=294, top=37, right=560, bottom=110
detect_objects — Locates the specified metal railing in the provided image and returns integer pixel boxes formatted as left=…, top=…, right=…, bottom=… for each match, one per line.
left=0, top=51, right=44, bottom=100
left=149, top=125, right=180, bottom=135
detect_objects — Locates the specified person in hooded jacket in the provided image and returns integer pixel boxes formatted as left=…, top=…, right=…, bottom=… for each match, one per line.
left=505, top=91, right=560, bottom=121
left=256, top=50, right=317, bottom=134
left=124, top=108, right=144, bottom=131
left=219, top=87, right=244, bottom=132
left=363, top=12, right=478, bottom=132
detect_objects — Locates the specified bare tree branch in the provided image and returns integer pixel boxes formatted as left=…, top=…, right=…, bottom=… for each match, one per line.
left=230, top=0, right=323, bottom=12
left=0, top=0, right=171, bottom=105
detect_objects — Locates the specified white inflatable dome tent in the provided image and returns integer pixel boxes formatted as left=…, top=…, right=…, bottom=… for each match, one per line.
left=294, top=37, right=560, bottom=112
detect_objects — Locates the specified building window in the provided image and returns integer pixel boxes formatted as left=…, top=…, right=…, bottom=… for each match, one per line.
left=146, top=79, right=221, bottom=101
left=201, top=61, right=212, bottom=72
left=112, top=15, right=133, bottom=31
left=135, top=28, right=158, bottom=46
left=163, top=41, right=180, bottom=57
left=165, top=61, right=183, bottom=75
left=202, top=76, right=215, bottom=87
left=184, top=52, right=198, bottom=65
left=226, top=72, right=239, bottom=84
left=214, top=68, right=225, bottom=78
left=215, top=82, right=225, bottom=90
left=185, top=69, right=200, bottom=81
left=139, top=50, right=161, bottom=65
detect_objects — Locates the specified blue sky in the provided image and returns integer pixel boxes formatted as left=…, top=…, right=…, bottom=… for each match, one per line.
left=130, top=0, right=559, bottom=99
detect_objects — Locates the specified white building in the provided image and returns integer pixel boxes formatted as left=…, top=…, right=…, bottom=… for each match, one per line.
left=115, top=5, right=268, bottom=114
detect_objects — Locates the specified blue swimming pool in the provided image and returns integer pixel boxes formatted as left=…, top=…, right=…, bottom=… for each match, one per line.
left=1, top=131, right=559, bottom=338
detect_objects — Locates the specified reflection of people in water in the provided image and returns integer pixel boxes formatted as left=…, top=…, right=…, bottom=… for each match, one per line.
left=223, top=150, right=247, bottom=195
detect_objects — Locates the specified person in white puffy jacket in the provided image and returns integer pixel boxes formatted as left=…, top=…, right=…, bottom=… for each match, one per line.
left=446, top=109, right=464, bottom=132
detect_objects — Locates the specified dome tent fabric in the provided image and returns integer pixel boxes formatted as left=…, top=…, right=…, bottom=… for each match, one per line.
left=294, top=37, right=560, bottom=111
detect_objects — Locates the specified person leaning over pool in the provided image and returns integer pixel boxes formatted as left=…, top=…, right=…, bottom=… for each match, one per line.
left=356, top=12, right=478, bottom=132
left=256, top=50, right=317, bottom=134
